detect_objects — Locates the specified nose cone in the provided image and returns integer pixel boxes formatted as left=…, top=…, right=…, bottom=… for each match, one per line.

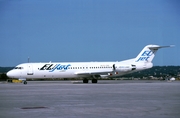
left=7, top=70, right=15, bottom=78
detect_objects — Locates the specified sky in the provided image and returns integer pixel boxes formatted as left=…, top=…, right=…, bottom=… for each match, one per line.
left=0, top=0, right=180, bottom=67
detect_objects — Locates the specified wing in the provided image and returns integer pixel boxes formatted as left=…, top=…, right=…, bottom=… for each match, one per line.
left=74, top=70, right=113, bottom=76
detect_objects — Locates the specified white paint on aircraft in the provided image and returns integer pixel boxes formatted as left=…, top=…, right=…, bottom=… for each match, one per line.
left=7, top=44, right=174, bottom=84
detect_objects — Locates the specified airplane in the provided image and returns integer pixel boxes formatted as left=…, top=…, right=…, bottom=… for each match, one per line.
left=7, top=44, right=173, bottom=84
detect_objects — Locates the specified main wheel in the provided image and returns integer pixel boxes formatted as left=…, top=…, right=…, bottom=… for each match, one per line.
left=83, top=79, right=88, bottom=83
left=92, top=79, right=97, bottom=83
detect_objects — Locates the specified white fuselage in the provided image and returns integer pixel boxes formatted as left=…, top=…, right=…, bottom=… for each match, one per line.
left=7, top=44, right=172, bottom=82
left=7, top=61, right=152, bottom=79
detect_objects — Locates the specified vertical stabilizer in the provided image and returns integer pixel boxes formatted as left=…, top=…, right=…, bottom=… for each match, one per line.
left=135, top=45, right=173, bottom=63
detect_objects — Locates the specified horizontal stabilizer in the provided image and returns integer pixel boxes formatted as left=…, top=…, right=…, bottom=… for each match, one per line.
left=148, top=45, right=175, bottom=50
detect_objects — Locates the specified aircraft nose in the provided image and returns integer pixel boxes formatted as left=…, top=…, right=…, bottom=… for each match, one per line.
left=7, top=70, right=14, bottom=78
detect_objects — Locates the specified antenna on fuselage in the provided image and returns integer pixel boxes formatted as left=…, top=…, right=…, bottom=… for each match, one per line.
left=28, top=57, right=30, bottom=63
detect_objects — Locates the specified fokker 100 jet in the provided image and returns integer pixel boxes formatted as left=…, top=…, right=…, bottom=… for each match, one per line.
left=7, top=44, right=173, bottom=84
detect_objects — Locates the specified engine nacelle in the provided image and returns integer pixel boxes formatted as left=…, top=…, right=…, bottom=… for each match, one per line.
left=113, top=64, right=136, bottom=72
left=135, top=62, right=153, bottom=71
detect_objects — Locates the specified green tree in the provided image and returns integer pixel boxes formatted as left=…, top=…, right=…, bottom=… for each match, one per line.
left=0, top=73, right=9, bottom=81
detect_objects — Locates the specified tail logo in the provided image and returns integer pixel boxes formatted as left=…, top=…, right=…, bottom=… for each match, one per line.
left=136, top=50, right=153, bottom=62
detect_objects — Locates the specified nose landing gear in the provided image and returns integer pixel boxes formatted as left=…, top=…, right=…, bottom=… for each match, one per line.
left=23, top=81, right=27, bottom=84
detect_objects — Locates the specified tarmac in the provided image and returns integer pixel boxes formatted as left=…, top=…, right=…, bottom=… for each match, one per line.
left=0, top=80, right=180, bottom=118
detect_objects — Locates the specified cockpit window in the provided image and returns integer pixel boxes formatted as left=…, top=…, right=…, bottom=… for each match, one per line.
left=14, top=67, right=24, bottom=69
left=14, top=67, right=18, bottom=69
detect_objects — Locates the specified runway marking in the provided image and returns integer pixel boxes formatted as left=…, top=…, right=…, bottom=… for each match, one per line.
left=21, top=106, right=48, bottom=109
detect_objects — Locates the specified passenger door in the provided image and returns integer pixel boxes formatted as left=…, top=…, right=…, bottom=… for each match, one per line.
left=27, top=64, right=33, bottom=75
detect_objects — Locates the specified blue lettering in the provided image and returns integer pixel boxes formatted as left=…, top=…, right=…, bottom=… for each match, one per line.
left=49, top=64, right=71, bottom=72
left=136, top=50, right=153, bottom=62
left=141, top=51, right=153, bottom=56
left=64, top=64, right=71, bottom=70
left=136, top=56, right=150, bottom=62
left=49, top=64, right=60, bottom=72
left=40, top=64, right=71, bottom=72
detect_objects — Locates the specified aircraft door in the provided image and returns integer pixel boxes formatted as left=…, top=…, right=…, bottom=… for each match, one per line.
left=27, top=64, right=33, bottom=75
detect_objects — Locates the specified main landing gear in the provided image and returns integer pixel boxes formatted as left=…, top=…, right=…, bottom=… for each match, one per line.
left=83, top=78, right=98, bottom=83
left=83, top=78, right=89, bottom=83
left=92, top=79, right=97, bottom=83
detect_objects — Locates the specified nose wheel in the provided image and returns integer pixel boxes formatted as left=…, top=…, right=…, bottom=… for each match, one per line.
left=23, top=81, right=27, bottom=84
